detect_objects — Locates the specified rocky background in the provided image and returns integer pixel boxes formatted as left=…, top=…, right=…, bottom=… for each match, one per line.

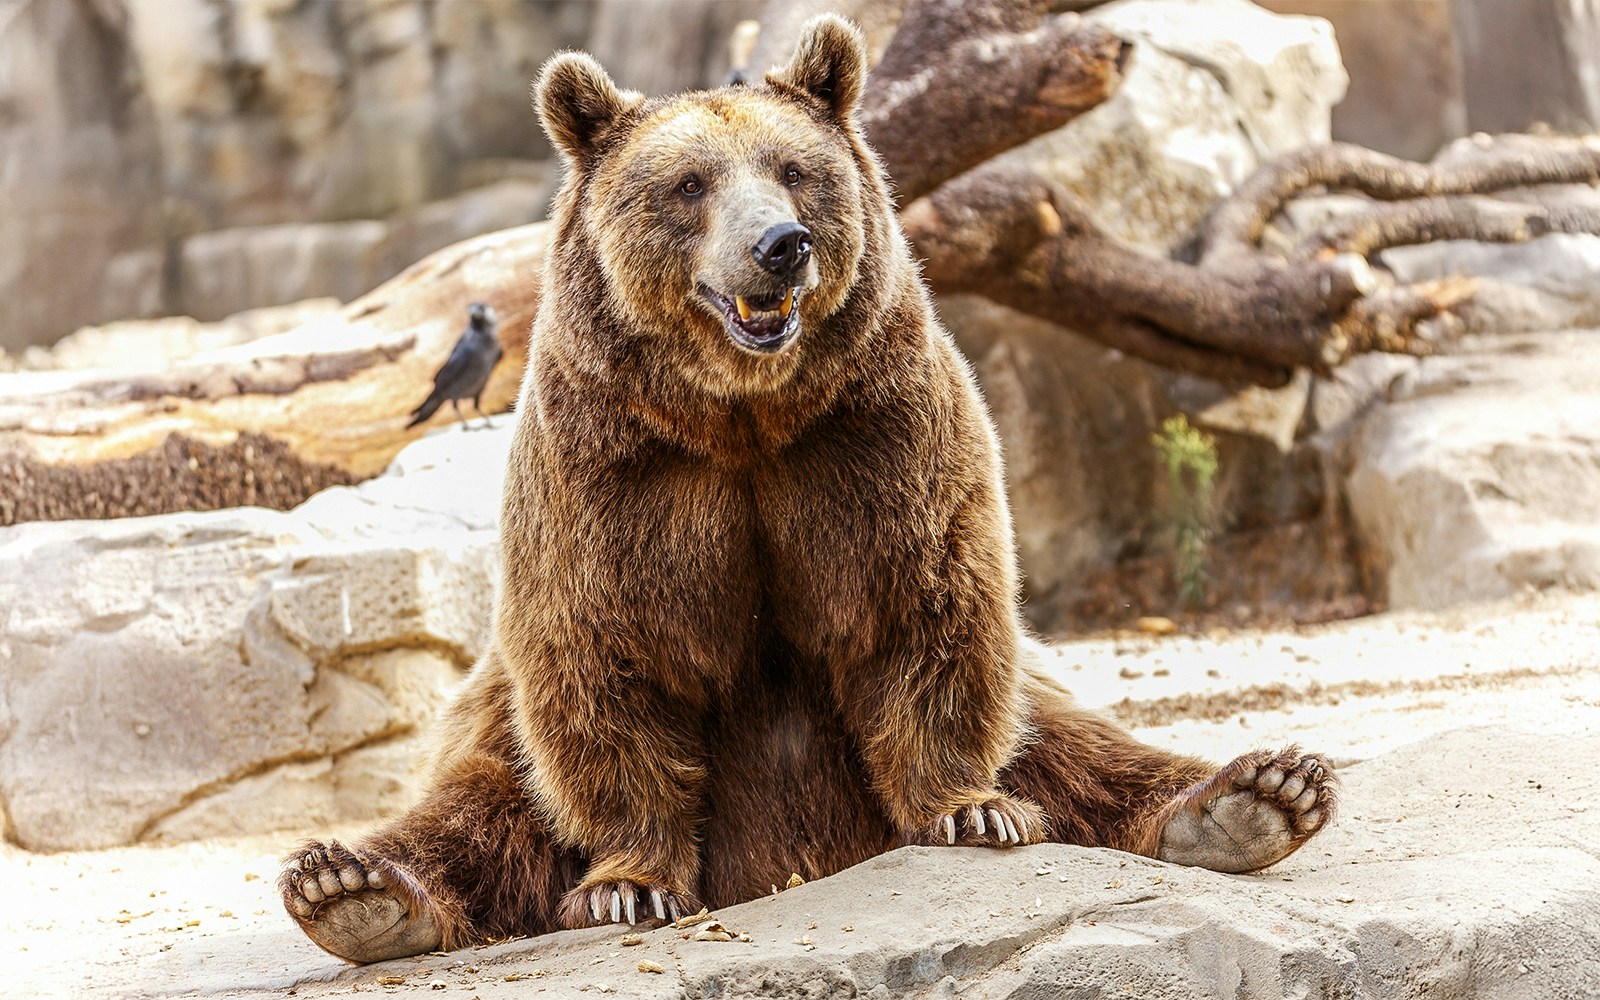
left=5, top=0, right=1598, bottom=356
left=3, top=2, right=1600, bottom=996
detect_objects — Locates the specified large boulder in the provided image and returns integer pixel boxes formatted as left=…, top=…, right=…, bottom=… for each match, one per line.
left=1260, top=0, right=1466, bottom=162
left=453, top=728, right=1596, bottom=999
left=0, top=423, right=511, bottom=851
left=1341, top=330, right=1600, bottom=610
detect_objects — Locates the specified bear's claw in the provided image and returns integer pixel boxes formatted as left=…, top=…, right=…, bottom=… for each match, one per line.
left=1157, top=746, right=1338, bottom=873
left=560, top=879, right=697, bottom=929
left=922, top=792, right=1045, bottom=848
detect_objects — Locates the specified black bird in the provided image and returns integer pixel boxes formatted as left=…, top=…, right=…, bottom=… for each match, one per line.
left=406, top=302, right=503, bottom=430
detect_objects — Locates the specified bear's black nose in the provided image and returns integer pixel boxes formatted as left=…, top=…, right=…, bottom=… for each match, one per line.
left=752, top=222, right=813, bottom=277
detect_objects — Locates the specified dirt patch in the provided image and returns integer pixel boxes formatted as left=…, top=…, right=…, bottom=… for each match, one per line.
left=0, top=432, right=362, bottom=524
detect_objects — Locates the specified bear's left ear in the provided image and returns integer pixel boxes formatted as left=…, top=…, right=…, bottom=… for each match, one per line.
left=535, top=52, right=643, bottom=165
left=767, top=15, right=868, bottom=127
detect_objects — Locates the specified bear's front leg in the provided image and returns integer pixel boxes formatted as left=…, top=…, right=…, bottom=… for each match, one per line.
left=513, top=669, right=707, bottom=928
left=847, top=638, right=1047, bottom=850
left=833, top=497, right=1046, bottom=850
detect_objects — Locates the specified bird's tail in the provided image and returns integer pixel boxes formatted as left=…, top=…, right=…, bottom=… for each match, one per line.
left=405, top=394, right=443, bottom=429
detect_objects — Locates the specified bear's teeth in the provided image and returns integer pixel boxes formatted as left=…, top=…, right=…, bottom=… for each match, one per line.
left=735, top=296, right=752, bottom=321
left=780, top=287, right=794, bottom=318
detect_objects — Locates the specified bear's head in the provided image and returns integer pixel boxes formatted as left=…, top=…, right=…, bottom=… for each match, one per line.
left=534, top=16, right=893, bottom=397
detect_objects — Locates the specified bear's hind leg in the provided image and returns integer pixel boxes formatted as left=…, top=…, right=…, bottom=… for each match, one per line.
left=1002, top=669, right=1337, bottom=873
left=280, top=724, right=579, bottom=963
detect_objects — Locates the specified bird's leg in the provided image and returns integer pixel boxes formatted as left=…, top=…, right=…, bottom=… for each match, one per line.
left=474, top=396, right=493, bottom=430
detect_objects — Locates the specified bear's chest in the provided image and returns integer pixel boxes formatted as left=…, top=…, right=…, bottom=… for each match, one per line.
left=747, top=450, right=929, bottom=661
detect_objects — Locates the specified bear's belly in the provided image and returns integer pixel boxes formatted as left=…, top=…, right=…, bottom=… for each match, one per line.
left=698, top=640, right=894, bottom=908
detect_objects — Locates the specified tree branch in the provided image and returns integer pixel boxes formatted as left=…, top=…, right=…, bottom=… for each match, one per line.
left=861, top=0, right=1130, bottom=204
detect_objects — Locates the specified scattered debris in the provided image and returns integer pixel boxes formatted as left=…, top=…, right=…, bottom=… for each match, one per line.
left=672, top=908, right=714, bottom=929
left=1137, top=616, right=1180, bottom=636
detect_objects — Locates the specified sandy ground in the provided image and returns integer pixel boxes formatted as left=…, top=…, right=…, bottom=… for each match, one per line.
left=4, top=591, right=1598, bottom=999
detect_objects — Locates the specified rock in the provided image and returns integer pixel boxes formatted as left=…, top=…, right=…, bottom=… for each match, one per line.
left=587, top=0, right=764, bottom=96
left=355, top=725, right=1600, bottom=999
left=989, top=0, right=1341, bottom=253
left=1260, top=0, right=1465, bottom=161
left=0, top=422, right=512, bottom=851
left=1450, top=0, right=1600, bottom=136
left=0, top=0, right=165, bottom=353
left=17, top=707, right=1598, bottom=999
left=1343, top=331, right=1600, bottom=610
left=1382, top=224, right=1600, bottom=337
left=550, top=723, right=1598, bottom=998
left=169, top=178, right=552, bottom=322
left=175, top=222, right=390, bottom=325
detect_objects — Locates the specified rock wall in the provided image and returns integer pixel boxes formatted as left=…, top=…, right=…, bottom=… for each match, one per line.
left=0, top=0, right=167, bottom=355
left=0, top=426, right=510, bottom=851
left=1263, top=0, right=1600, bottom=161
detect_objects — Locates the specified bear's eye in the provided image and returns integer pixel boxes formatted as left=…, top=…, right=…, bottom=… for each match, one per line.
left=783, top=165, right=803, bottom=187
left=678, top=175, right=703, bottom=197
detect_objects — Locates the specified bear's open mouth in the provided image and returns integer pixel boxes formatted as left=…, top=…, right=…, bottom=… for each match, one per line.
left=698, top=284, right=803, bottom=354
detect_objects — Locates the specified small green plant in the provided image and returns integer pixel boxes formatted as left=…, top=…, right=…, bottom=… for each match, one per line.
left=1151, top=414, right=1219, bottom=609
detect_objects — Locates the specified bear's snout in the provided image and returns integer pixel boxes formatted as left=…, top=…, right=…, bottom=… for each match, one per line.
left=752, top=222, right=813, bottom=280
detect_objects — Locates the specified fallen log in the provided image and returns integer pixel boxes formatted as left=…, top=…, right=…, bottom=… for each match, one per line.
left=0, top=223, right=548, bottom=524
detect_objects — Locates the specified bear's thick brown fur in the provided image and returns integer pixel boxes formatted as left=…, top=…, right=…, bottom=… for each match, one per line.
left=281, top=17, right=1337, bottom=964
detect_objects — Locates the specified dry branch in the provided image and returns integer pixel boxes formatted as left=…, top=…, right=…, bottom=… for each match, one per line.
left=861, top=0, right=1130, bottom=204
left=904, top=167, right=1375, bottom=383
left=1202, top=136, right=1600, bottom=264
left=904, top=135, right=1600, bottom=383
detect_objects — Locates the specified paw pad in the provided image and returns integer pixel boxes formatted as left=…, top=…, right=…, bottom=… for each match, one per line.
left=1159, top=747, right=1338, bottom=874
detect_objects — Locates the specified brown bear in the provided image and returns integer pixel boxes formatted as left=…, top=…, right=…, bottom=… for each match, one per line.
left=280, top=16, right=1337, bottom=965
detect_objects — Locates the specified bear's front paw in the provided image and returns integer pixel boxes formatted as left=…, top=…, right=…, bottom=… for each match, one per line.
left=280, top=840, right=442, bottom=964
left=1158, top=746, right=1338, bottom=873
left=915, top=792, right=1046, bottom=848
left=558, top=879, right=700, bottom=929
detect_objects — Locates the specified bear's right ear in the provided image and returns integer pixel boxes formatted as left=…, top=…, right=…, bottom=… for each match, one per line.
left=535, top=53, right=642, bottom=165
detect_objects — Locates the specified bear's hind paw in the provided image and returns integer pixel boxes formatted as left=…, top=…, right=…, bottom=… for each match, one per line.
left=279, top=840, right=442, bottom=964
left=1157, top=747, right=1338, bottom=874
